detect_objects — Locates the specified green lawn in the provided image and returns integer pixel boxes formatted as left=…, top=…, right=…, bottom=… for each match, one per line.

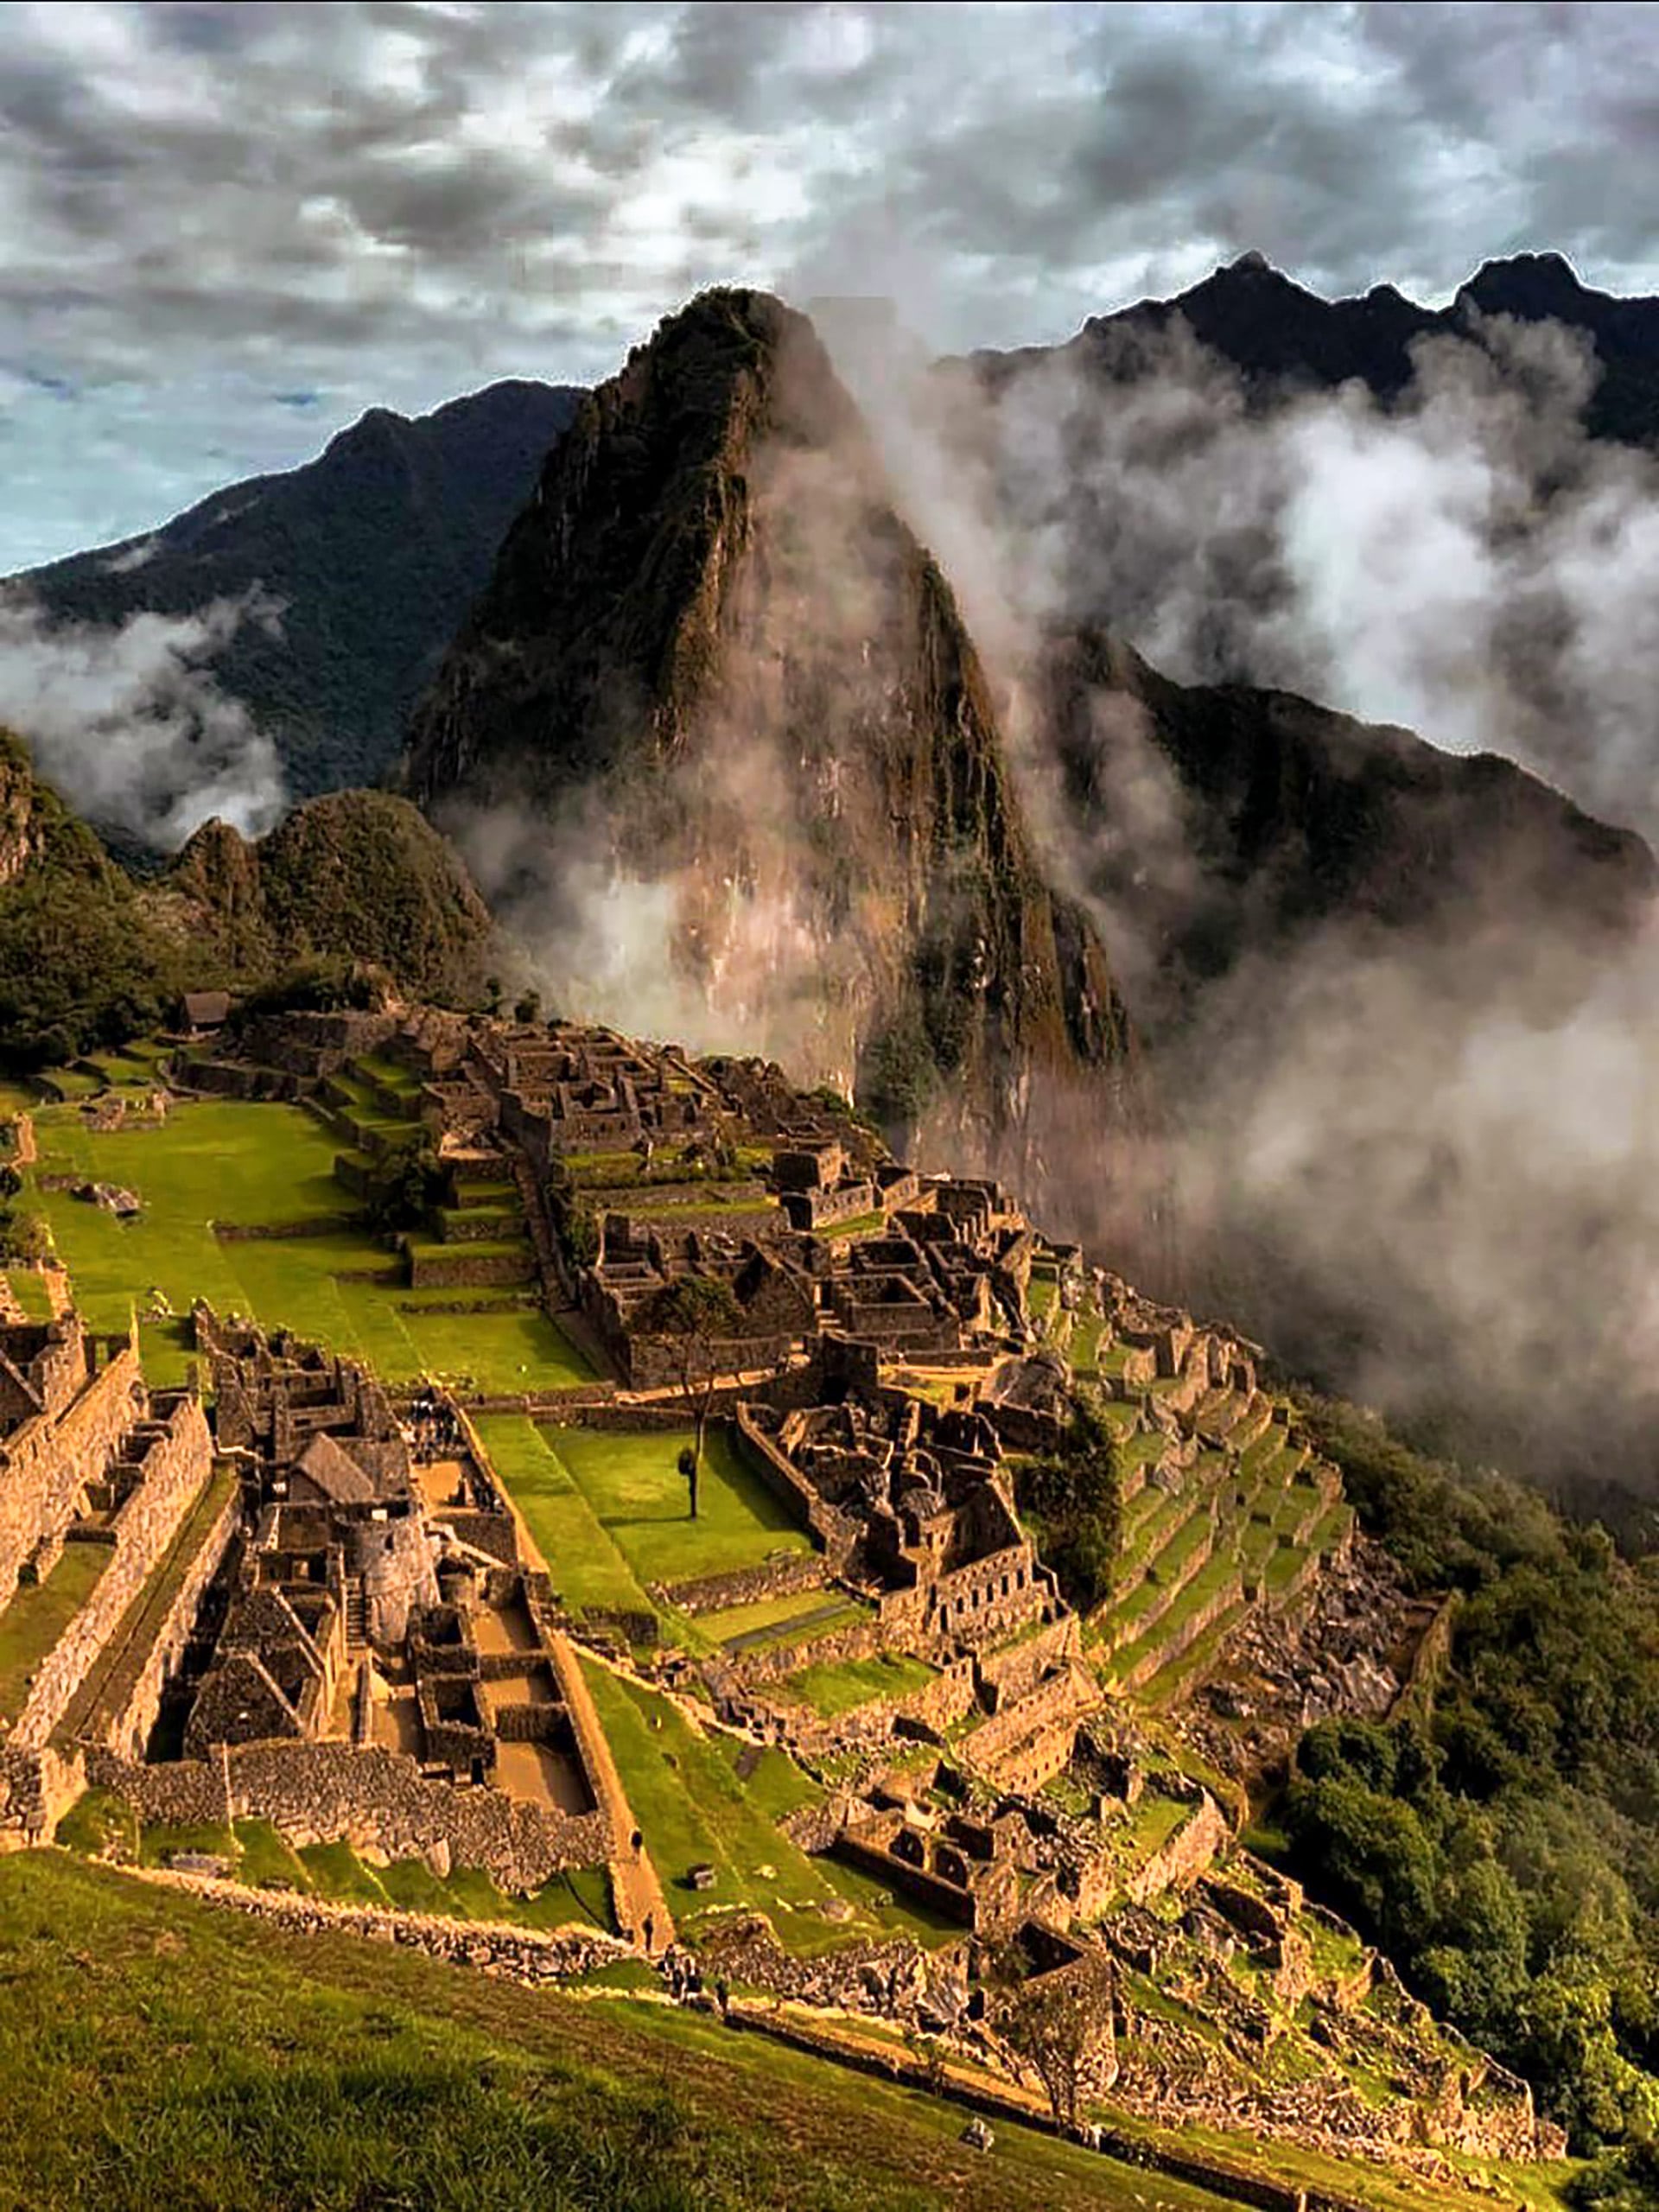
left=579, top=1661, right=954, bottom=1953
left=4, top=1268, right=54, bottom=1319
left=470, top=1414, right=657, bottom=1616
left=24, top=1099, right=593, bottom=1394
left=695, top=1588, right=837, bottom=1643
left=544, top=1423, right=811, bottom=1590
left=0, top=1543, right=109, bottom=1721
left=0, top=1851, right=1239, bottom=2212
left=772, top=1652, right=936, bottom=1718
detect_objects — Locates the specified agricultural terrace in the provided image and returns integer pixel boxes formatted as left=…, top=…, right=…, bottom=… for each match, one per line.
left=21, top=1096, right=593, bottom=1393
left=471, top=1415, right=813, bottom=1613
left=576, top=1660, right=959, bottom=1954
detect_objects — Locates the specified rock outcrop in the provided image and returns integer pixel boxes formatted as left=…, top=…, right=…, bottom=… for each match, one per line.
left=409, top=289, right=1147, bottom=1217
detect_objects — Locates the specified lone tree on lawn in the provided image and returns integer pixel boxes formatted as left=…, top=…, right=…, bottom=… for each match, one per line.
left=634, top=1276, right=744, bottom=1519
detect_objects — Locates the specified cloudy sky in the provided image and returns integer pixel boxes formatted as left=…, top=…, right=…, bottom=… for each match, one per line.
left=3, top=0, right=1656, bottom=569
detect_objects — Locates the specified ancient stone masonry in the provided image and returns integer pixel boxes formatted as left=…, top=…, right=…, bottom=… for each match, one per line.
left=0, top=1301, right=226, bottom=1847
left=28, top=1002, right=1564, bottom=2185
left=0, top=1307, right=609, bottom=1891
left=0, top=1312, right=142, bottom=1612
left=11, top=1391, right=213, bottom=1753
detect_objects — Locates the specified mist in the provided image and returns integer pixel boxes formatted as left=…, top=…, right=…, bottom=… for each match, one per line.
left=809, top=283, right=1659, bottom=1510
left=0, top=587, right=288, bottom=851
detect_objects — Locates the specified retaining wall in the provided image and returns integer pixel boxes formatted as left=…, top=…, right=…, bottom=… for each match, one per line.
left=0, top=1342, right=139, bottom=1614
left=13, top=1396, right=214, bottom=1752
left=72, top=1474, right=241, bottom=1759
left=86, top=1738, right=610, bottom=1892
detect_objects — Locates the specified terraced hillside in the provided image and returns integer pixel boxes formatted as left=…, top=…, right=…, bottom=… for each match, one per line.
left=20, top=1086, right=590, bottom=1395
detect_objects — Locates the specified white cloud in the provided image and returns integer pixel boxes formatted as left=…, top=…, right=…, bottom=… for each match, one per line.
left=5, top=3, right=1659, bottom=567
left=0, top=586, right=288, bottom=846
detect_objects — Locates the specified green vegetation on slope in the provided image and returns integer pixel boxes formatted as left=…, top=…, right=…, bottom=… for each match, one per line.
left=578, top=1659, right=956, bottom=1954
left=0, top=1852, right=1229, bottom=2212
left=0, top=733, right=493, bottom=1070
left=1284, top=1395, right=1659, bottom=2156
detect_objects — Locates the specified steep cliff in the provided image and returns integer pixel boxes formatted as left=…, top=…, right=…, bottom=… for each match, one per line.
left=409, top=289, right=1144, bottom=1204
left=0, top=727, right=111, bottom=890
left=1036, top=627, right=1658, bottom=1033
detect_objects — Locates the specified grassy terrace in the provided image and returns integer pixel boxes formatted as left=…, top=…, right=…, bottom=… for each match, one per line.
left=470, top=1414, right=655, bottom=1616
left=4, top=1268, right=54, bottom=1319
left=55, top=1791, right=619, bottom=1934
left=542, top=1422, right=811, bottom=1589
left=579, top=1661, right=957, bottom=1953
left=0, top=1543, right=109, bottom=1722
left=23, top=1098, right=592, bottom=1394
left=0, top=1853, right=1247, bottom=2212
left=772, top=1651, right=936, bottom=1718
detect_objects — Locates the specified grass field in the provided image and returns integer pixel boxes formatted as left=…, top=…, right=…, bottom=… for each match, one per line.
left=543, top=1422, right=811, bottom=1590
left=578, top=1660, right=957, bottom=1953
left=470, top=1413, right=658, bottom=1615
left=0, top=1852, right=1243, bottom=2212
left=0, top=1543, right=109, bottom=1720
left=772, top=1651, right=937, bottom=1718
left=23, top=1099, right=592, bottom=1393
left=4, top=1268, right=54, bottom=1319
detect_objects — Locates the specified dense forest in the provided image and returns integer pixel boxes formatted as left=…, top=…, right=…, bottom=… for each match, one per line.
left=1286, top=1395, right=1659, bottom=2176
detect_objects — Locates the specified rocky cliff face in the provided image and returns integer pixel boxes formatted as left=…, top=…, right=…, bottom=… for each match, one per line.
left=0, top=727, right=112, bottom=889
left=409, top=289, right=1146, bottom=1211
left=1035, top=627, right=1659, bottom=1035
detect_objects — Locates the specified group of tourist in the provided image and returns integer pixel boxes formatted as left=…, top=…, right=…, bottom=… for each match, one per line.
left=406, top=1391, right=461, bottom=1465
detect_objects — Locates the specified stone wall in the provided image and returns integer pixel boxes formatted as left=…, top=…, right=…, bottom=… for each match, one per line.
left=128, top=1864, right=627, bottom=1976
left=78, top=1474, right=241, bottom=1760
left=732, top=1406, right=842, bottom=1555
left=87, top=1738, right=609, bottom=1892
left=976, top=1614, right=1079, bottom=1710
left=0, top=1740, right=85, bottom=1850
left=12, top=1395, right=214, bottom=1752
left=407, top=1246, right=536, bottom=1290
left=0, top=1336, right=136, bottom=1614
left=876, top=1540, right=1047, bottom=1650
left=658, top=1550, right=826, bottom=1618
left=1118, top=1569, right=1245, bottom=1694
left=1124, top=1791, right=1232, bottom=1906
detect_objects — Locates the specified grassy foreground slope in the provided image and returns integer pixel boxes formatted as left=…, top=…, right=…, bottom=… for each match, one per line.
left=0, top=1852, right=1230, bottom=2212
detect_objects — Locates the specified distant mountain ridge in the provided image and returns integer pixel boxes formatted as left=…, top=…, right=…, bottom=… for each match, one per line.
left=967, top=249, right=1659, bottom=446
left=10, top=379, right=584, bottom=805
left=969, top=251, right=1659, bottom=448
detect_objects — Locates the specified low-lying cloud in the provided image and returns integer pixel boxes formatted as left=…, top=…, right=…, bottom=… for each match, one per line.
left=815, top=287, right=1659, bottom=1510
left=0, top=588, right=288, bottom=849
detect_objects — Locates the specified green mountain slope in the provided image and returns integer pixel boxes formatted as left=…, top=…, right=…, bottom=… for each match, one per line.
left=11, top=380, right=583, bottom=800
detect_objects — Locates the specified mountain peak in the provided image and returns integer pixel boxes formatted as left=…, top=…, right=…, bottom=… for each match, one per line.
left=408, top=289, right=1141, bottom=1201
left=1461, top=250, right=1592, bottom=318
